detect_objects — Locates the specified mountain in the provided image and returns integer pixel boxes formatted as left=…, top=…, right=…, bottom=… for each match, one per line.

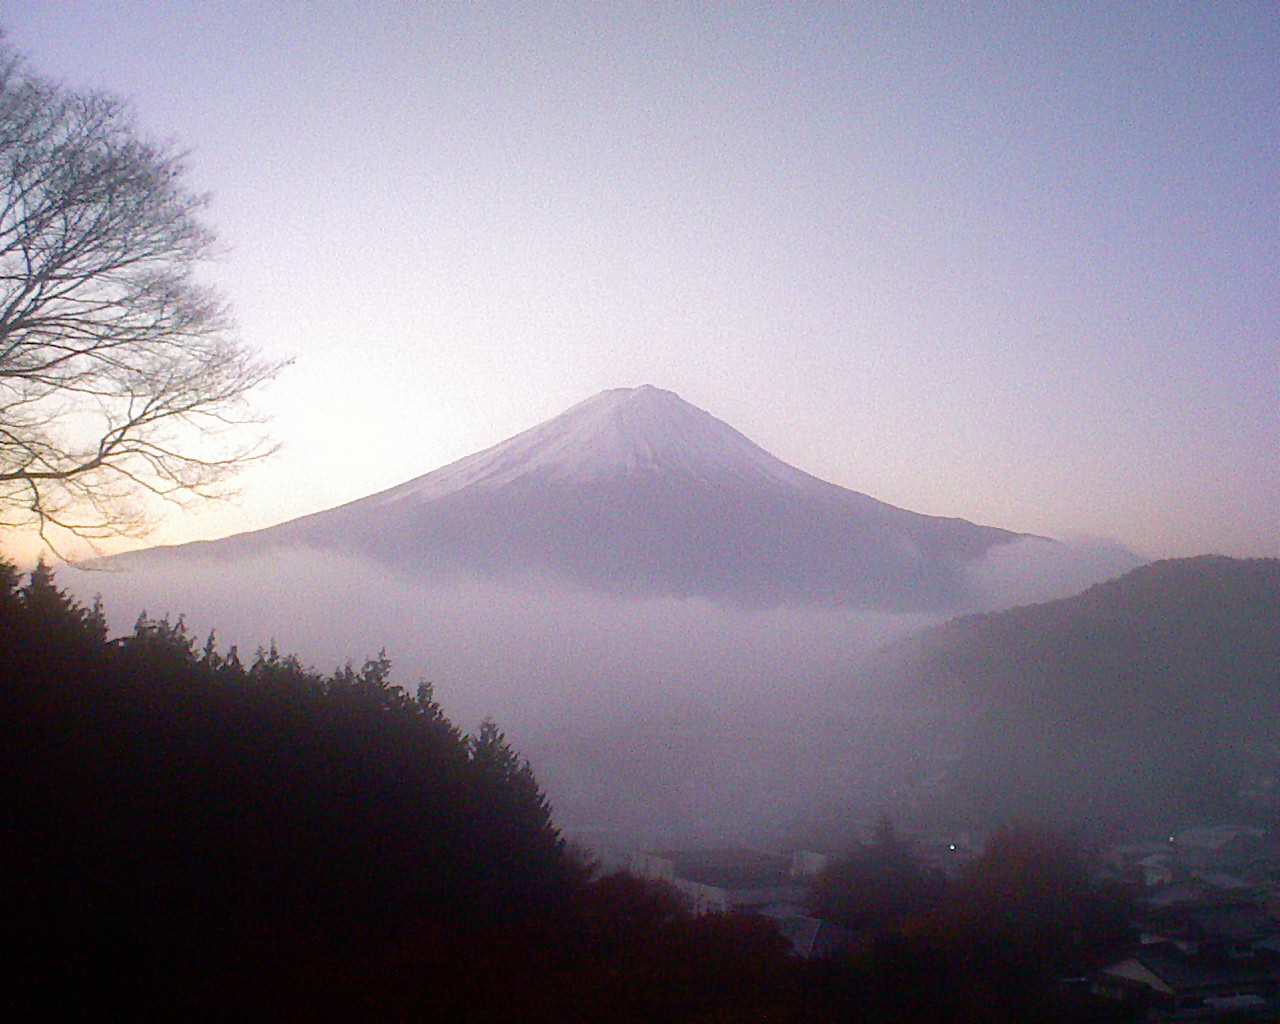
left=76, top=386, right=1152, bottom=841
left=107, top=385, right=1048, bottom=611
left=867, top=556, right=1280, bottom=830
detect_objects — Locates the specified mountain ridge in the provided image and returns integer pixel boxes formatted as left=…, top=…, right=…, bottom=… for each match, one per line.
left=100, top=386, right=1093, bottom=611
left=867, top=555, right=1280, bottom=829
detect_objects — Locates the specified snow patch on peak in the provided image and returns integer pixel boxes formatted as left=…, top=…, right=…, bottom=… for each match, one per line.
left=366, top=386, right=819, bottom=507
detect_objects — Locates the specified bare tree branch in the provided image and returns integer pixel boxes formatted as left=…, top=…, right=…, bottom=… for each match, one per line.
left=0, top=40, right=288, bottom=553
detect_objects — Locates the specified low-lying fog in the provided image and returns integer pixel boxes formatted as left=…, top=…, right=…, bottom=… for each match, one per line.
left=66, top=537, right=1136, bottom=848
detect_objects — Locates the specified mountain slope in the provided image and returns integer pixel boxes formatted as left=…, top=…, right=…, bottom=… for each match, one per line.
left=872, top=556, right=1280, bottom=829
left=110, top=386, right=1045, bottom=610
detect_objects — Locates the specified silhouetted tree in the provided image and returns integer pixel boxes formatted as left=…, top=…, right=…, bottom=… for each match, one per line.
left=812, top=814, right=944, bottom=937
left=470, top=717, right=554, bottom=828
left=15, top=556, right=106, bottom=658
left=0, top=39, right=285, bottom=549
left=467, top=717, right=563, bottom=898
left=0, top=554, right=19, bottom=613
left=928, top=823, right=1133, bottom=976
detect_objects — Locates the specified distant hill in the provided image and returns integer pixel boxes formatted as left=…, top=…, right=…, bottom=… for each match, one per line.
left=872, top=556, right=1280, bottom=831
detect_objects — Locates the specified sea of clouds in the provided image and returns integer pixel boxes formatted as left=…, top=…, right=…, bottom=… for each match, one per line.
left=65, top=536, right=1138, bottom=846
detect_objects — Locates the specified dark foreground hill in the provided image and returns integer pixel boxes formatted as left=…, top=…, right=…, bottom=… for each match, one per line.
left=0, top=561, right=574, bottom=1015
left=874, top=556, right=1280, bottom=831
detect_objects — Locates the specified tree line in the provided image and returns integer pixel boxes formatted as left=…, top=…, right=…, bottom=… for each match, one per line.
left=1, top=559, right=572, bottom=1014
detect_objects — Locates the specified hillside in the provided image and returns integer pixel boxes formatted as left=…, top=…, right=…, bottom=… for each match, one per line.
left=876, top=556, right=1280, bottom=831
left=0, top=561, right=573, bottom=1014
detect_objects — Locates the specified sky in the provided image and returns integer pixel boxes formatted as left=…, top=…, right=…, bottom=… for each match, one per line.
left=3, top=2, right=1277, bottom=565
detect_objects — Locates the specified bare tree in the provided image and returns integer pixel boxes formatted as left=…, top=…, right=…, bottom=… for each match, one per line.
left=0, top=42, right=286, bottom=552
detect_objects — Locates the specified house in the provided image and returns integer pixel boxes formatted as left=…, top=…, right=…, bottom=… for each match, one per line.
left=1107, top=826, right=1280, bottom=892
left=627, top=847, right=853, bottom=957
left=1184, top=904, right=1277, bottom=958
left=628, top=848, right=807, bottom=915
left=789, top=849, right=829, bottom=879
left=1169, top=826, right=1267, bottom=872
left=758, top=909, right=853, bottom=959
left=1098, top=886, right=1280, bottom=1018
left=1094, top=943, right=1279, bottom=1019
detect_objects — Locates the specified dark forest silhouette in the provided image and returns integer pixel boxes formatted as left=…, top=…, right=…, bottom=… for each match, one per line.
left=1, top=558, right=571, bottom=1014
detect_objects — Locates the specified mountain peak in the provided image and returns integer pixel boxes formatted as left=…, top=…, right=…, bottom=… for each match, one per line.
left=599, top=383, right=682, bottom=405
left=569, top=383, right=705, bottom=415
left=368, top=385, right=814, bottom=507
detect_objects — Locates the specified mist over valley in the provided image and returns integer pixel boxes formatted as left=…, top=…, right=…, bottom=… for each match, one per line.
left=71, top=387, right=1150, bottom=845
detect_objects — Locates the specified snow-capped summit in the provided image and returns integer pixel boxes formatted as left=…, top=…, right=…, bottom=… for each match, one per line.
left=108, top=386, right=1039, bottom=610
left=365, top=385, right=812, bottom=508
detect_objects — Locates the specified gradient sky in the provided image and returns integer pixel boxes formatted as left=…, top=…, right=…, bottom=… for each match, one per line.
left=4, top=2, right=1277, bottom=564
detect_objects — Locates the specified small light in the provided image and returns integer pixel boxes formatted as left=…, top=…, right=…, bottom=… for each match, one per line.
left=948, top=843, right=957, bottom=852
